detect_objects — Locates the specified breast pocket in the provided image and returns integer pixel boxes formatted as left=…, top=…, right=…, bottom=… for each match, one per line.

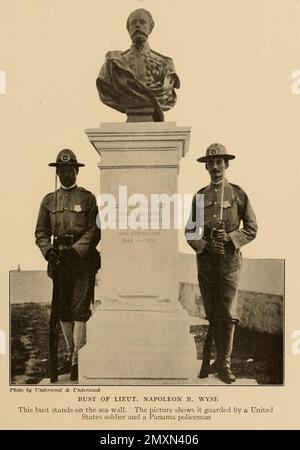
left=203, top=199, right=214, bottom=227
left=46, top=206, right=64, bottom=230
left=222, top=200, right=239, bottom=231
left=70, top=205, right=87, bottom=228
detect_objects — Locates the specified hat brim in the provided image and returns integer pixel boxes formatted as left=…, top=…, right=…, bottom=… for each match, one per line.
left=48, top=162, right=85, bottom=167
left=197, top=154, right=235, bottom=163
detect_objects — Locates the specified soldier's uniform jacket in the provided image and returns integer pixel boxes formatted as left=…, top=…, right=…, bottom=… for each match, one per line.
left=35, top=185, right=100, bottom=261
left=185, top=179, right=257, bottom=323
left=186, top=179, right=257, bottom=266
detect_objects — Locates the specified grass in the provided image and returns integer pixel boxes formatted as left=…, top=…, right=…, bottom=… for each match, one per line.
left=11, top=303, right=67, bottom=384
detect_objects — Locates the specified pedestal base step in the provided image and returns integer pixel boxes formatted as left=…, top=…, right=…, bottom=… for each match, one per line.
left=79, top=306, right=198, bottom=385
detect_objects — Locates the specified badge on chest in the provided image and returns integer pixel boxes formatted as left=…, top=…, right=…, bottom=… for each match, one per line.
left=222, top=200, right=232, bottom=209
left=73, top=204, right=82, bottom=212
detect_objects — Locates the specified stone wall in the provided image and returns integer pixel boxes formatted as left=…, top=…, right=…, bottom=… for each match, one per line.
left=178, top=283, right=283, bottom=336
left=178, top=254, right=284, bottom=335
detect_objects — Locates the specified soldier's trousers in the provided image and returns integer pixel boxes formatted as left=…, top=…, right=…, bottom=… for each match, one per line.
left=196, top=252, right=242, bottom=323
left=53, top=251, right=95, bottom=322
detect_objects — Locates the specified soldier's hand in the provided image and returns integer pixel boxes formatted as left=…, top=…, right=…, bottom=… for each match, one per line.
left=206, top=241, right=225, bottom=255
left=46, top=248, right=60, bottom=266
left=215, top=229, right=231, bottom=243
left=61, top=247, right=79, bottom=259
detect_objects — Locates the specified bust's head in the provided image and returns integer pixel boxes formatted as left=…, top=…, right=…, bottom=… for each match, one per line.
left=126, top=9, right=155, bottom=45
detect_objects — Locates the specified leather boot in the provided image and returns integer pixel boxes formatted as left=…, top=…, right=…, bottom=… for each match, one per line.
left=210, top=322, right=222, bottom=374
left=209, top=360, right=219, bottom=374
left=70, top=321, right=86, bottom=381
left=218, top=321, right=236, bottom=384
left=70, top=363, right=78, bottom=382
left=218, top=367, right=236, bottom=384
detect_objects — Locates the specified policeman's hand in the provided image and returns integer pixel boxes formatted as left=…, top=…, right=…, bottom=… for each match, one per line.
left=206, top=241, right=225, bottom=255
left=215, top=229, right=231, bottom=243
left=46, top=248, right=60, bottom=266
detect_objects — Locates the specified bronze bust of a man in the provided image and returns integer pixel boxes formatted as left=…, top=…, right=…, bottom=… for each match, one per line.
left=96, top=9, right=180, bottom=122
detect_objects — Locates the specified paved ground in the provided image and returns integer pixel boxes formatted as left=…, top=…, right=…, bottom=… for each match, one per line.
left=11, top=303, right=283, bottom=385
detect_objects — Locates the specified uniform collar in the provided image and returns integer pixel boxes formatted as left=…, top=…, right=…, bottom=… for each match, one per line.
left=210, top=178, right=229, bottom=190
left=60, top=183, right=77, bottom=191
left=130, top=41, right=151, bottom=56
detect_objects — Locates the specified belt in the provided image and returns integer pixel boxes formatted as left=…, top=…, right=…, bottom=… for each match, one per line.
left=200, top=237, right=237, bottom=255
left=54, top=233, right=82, bottom=247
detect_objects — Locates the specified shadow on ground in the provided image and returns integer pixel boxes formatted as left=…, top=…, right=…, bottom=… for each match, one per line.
left=10, top=303, right=283, bottom=385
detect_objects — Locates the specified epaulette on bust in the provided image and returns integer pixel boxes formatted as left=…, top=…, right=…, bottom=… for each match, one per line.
left=105, top=50, right=123, bottom=58
left=151, top=49, right=173, bottom=60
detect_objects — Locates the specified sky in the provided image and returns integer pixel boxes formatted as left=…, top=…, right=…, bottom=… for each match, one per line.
left=1, top=0, right=300, bottom=271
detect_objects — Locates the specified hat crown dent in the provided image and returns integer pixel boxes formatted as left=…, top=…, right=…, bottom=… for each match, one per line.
left=57, top=148, right=77, bottom=163
left=206, top=143, right=227, bottom=156
left=48, top=148, right=85, bottom=167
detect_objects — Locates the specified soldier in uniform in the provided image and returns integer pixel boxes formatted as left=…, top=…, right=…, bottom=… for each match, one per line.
left=35, top=149, right=101, bottom=382
left=185, top=143, right=257, bottom=384
left=97, top=8, right=180, bottom=121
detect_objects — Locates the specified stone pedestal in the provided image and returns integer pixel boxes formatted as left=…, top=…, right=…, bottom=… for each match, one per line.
left=80, top=122, right=197, bottom=384
left=79, top=299, right=198, bottom=385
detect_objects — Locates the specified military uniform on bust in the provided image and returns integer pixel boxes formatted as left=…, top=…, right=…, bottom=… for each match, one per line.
left=185, top=143, right=257, bottom=384
left=96, top=8, right=180, bottom=122
left=121, top=42, right=179, bottom=106
left=35, top=149, right=101, bottom=382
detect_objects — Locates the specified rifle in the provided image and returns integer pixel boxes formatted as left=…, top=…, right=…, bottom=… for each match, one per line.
left=49, top=266, right=59, bottom=382
left=49, top=173, right=60, bottom=383
left=198, top=178, right=225, bottom=379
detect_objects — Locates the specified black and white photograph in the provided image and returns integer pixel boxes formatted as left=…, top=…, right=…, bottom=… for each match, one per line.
left=1, top=0, right=298, bottom=430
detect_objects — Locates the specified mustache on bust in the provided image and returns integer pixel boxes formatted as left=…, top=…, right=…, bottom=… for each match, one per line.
left=131, top=29, right=148, bottom=38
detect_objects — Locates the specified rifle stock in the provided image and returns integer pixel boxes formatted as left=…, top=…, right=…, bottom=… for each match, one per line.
left=49, top=264, right=59, bottom=383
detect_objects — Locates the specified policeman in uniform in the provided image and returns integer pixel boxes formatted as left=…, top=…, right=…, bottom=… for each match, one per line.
left=97, top=8, right=180, bottom=121
left=35, top=149, right=101, bottom=381
left=185, top=143, right=257, bottom=384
